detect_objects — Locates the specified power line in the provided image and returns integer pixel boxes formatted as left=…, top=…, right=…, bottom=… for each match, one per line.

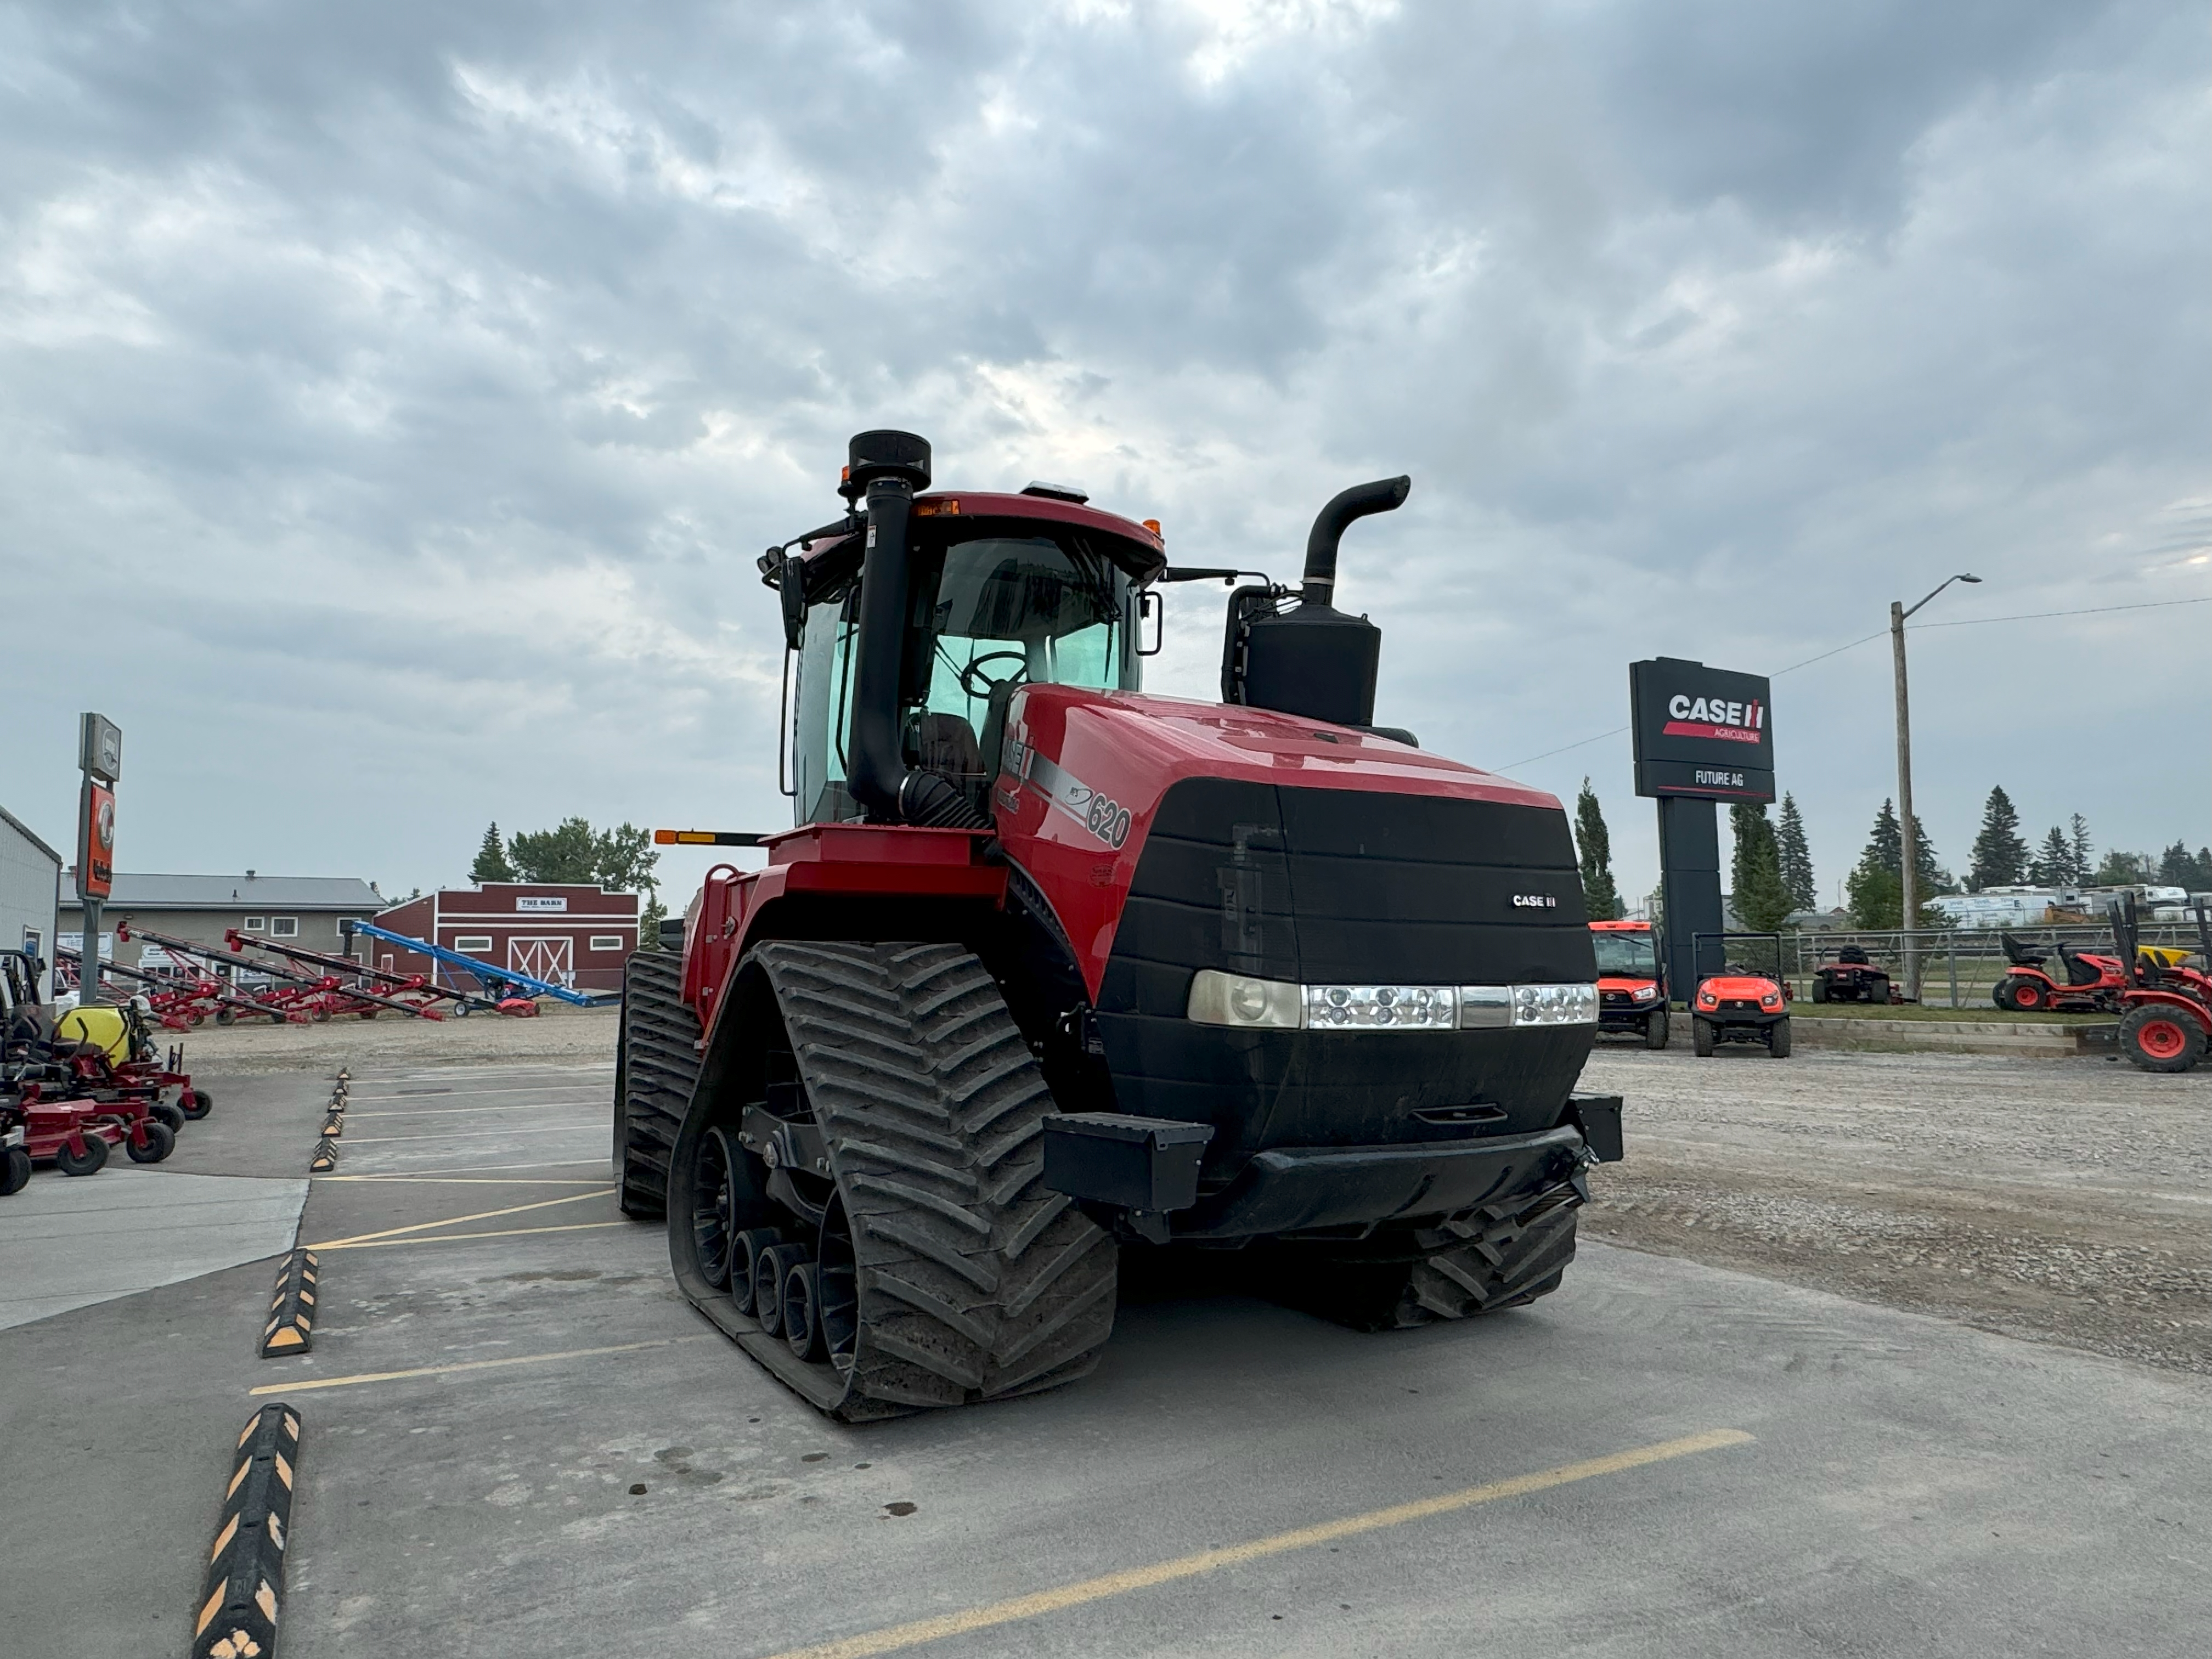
left=1912, top=594, right=2211, bottom=629
left=1488, top=592, right=2208, bottom=774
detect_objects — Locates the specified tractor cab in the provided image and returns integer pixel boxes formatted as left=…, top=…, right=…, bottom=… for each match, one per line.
left=781, top=496, right=1158, bottom=826
left=1591, top=921, right=1669, bottom=1049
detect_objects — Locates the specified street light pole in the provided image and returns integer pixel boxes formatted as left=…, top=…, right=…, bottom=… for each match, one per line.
left=1891, top=572, right=1982, bottom=1000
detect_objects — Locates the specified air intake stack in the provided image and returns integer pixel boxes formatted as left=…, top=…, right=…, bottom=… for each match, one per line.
left=1227, top=475, right=1409, bottom=729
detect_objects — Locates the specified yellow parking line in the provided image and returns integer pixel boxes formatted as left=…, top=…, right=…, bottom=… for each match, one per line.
left=247, top=1336, right=704, bottom=1396
left=755, top=1429, right=1754, bottom=1659
left=315, top=1176, right=614, bottom=1187
left=313, top=1221, right=625, bottom=1252
left=307, top=1189, right=613, bottom=1249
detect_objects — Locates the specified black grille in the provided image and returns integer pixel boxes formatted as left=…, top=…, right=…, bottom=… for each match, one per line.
left=1092, top=779, right=1595, bottom=1173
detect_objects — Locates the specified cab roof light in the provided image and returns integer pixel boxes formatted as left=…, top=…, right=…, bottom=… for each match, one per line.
left=1020, top=481, right=1090, bottom=504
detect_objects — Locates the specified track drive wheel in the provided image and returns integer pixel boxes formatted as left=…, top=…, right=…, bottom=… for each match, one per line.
left=614, top=950, right=700, bottom=1218
left=1692, top=1015, right=1717, bottom=1057
left=1768, top=1017, right=1792, bottom=1059
left=1643, top=1007, right=1669, bottom=1049
left=666, top=942, right=1118, bottom=1420
left=2119, top=1005, right=2205, bottom=1074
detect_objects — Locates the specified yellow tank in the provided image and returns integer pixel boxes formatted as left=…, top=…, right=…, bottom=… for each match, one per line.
left=2141, top=945, right=2195, bottom=971
left=57, top=1004, right=131, bottom=1064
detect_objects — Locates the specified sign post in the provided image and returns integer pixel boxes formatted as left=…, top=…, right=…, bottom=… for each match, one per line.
left=76, top=714, right=122, bottom=1007
left=1629, top=659, right=1775, bottom=1005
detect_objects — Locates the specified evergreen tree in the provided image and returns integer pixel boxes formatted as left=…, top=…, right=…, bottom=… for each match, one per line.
left=2028, top=826, right=2070, bottom=886
left=2156, top=842, right=2212, bottom=891
left=1966, top=786, right=2029, bottom=890
left=1866, top=798, right=1903, bottom=876
left=470, top=822, right=516, bottom=885
left=1729, top=803, right=1794, bottom=933
left=2068, top=815, right=2094, bottom=884
left=1572, top=778, right=1622, bottom=921
left=1775, top=793, right=1816, bottom=912
left=1849, top=799, right=1940, bottom=928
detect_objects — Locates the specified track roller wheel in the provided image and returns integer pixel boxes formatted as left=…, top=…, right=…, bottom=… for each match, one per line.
left=753, top=1243, right=811, bottom=1340
left=666, top=941, right=1118, bottom=1420
left=691, top=1127, right=739, bottom=1288
left=784, top=1261, right=828, bottom=1361
left=730, top=1228, right=783, bottom=1317
left=614, top=950, right=699, bottom=1218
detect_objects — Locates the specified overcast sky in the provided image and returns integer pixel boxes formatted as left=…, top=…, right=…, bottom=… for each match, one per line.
left=4, top=0, right=2206, bottom=912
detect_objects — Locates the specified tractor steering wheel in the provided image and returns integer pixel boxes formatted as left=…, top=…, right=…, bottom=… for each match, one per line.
left=957, top=651, right=1029, bottom=701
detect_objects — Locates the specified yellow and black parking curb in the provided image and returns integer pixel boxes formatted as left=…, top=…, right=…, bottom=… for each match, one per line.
left=260, top=1251, right=318, bottom=1357
left=193, top=1403, right=301, bottom=1659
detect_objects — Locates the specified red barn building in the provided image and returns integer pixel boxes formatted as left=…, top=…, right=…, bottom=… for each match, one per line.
left=368, top=884, right=640, bottom=995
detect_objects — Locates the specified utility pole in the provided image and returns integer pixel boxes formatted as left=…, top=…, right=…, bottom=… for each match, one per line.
left=1891, top=574, right=1981, bottom=1000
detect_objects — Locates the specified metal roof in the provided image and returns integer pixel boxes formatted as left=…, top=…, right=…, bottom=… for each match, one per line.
left=57, top=872, right=385, bottom=912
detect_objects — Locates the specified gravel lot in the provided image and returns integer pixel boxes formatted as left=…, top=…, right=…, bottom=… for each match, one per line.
left=170, top=1001, right=619, bottom=1073
left=1581, top=1043, right=2212, bottom=1376
left=177, top=1008, right=2210, bottom=1375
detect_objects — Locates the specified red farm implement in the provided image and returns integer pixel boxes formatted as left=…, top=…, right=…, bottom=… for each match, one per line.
left=59, top=947, right=262, bottom=1031
left=221, top=930, right=450, bottom=1019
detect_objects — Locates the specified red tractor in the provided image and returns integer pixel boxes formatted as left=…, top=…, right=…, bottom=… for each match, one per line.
left=2109, top=896, right=2212, bottom=1073
left=615, top=431, right=1620, bottom=1420
left=1591, top=920, right=1668, bottom=1048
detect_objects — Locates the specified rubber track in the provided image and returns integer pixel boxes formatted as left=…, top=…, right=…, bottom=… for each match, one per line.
left=617, top=950, right=699, bottom=1218
left=756, top=941, right=1118, bottom=1410
left=1294, top=1177, right=1583, bottom=1332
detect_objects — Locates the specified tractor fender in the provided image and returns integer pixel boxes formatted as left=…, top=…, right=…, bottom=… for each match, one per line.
left=2122, top=990, right=2212, bottom=1032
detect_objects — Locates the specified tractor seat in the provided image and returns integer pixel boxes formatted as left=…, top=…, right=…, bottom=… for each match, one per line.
left=2001, top=933, right=2047, bottom=969
left=913, top=713, right=985, bottom=780
left=2057, top=944, right=2102, bottom=987
left=1837, top=946, right=1870, bottom=966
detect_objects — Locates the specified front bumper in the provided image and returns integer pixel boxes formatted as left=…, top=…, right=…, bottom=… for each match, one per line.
left=1116, top=1095, right=1621, bottom=1241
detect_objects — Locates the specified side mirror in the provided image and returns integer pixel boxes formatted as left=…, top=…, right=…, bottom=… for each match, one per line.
left=1138, top=588, right=1164, bottom=657
left=780, top=552, right=807, bottom=651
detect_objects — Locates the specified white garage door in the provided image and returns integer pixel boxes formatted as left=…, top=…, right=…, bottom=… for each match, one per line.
left=507, top=936, right=574, bottom=989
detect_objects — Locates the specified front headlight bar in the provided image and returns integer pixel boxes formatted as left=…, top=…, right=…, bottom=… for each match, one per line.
left=1188, top=970, right=1597, bottom=1031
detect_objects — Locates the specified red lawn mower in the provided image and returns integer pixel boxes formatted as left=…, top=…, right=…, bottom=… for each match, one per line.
left=2109, top=896, right=2212, bottom=1074
left=1995, top=932, right=2125, bottom=1013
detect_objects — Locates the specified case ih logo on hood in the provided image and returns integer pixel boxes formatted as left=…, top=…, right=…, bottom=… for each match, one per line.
left=1512, top=894, right=1558, bottom=909
left=1663, top=693, right=1764, bottom=745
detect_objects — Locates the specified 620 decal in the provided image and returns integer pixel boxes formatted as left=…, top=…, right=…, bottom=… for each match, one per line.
left=1085, top=792, right=1132, bottom=849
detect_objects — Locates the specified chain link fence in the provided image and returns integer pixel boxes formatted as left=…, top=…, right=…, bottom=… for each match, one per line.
left=1781, top=922, right=2208, bottom=1009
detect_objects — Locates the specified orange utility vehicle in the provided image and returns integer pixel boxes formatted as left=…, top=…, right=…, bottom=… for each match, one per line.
left=1689, top=931, right=1791, bottom=1058
left=1592, top=921, right=1668, bottom=1049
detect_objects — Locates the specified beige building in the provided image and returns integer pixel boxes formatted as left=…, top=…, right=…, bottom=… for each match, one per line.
left=58, top=870, right=386, bottom=978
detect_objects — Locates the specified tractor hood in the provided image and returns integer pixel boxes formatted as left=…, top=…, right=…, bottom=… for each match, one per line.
left=992, top=684, right=1576, bottom=1001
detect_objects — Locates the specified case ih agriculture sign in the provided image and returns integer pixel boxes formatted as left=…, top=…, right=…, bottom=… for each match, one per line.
left=1630, top=657, right=1775, bottom=803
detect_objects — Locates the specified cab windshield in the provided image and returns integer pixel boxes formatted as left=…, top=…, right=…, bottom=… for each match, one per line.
left=1591, top=930, right=1660, bottom=977
left=792, top=524, right=1141, bottom=824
